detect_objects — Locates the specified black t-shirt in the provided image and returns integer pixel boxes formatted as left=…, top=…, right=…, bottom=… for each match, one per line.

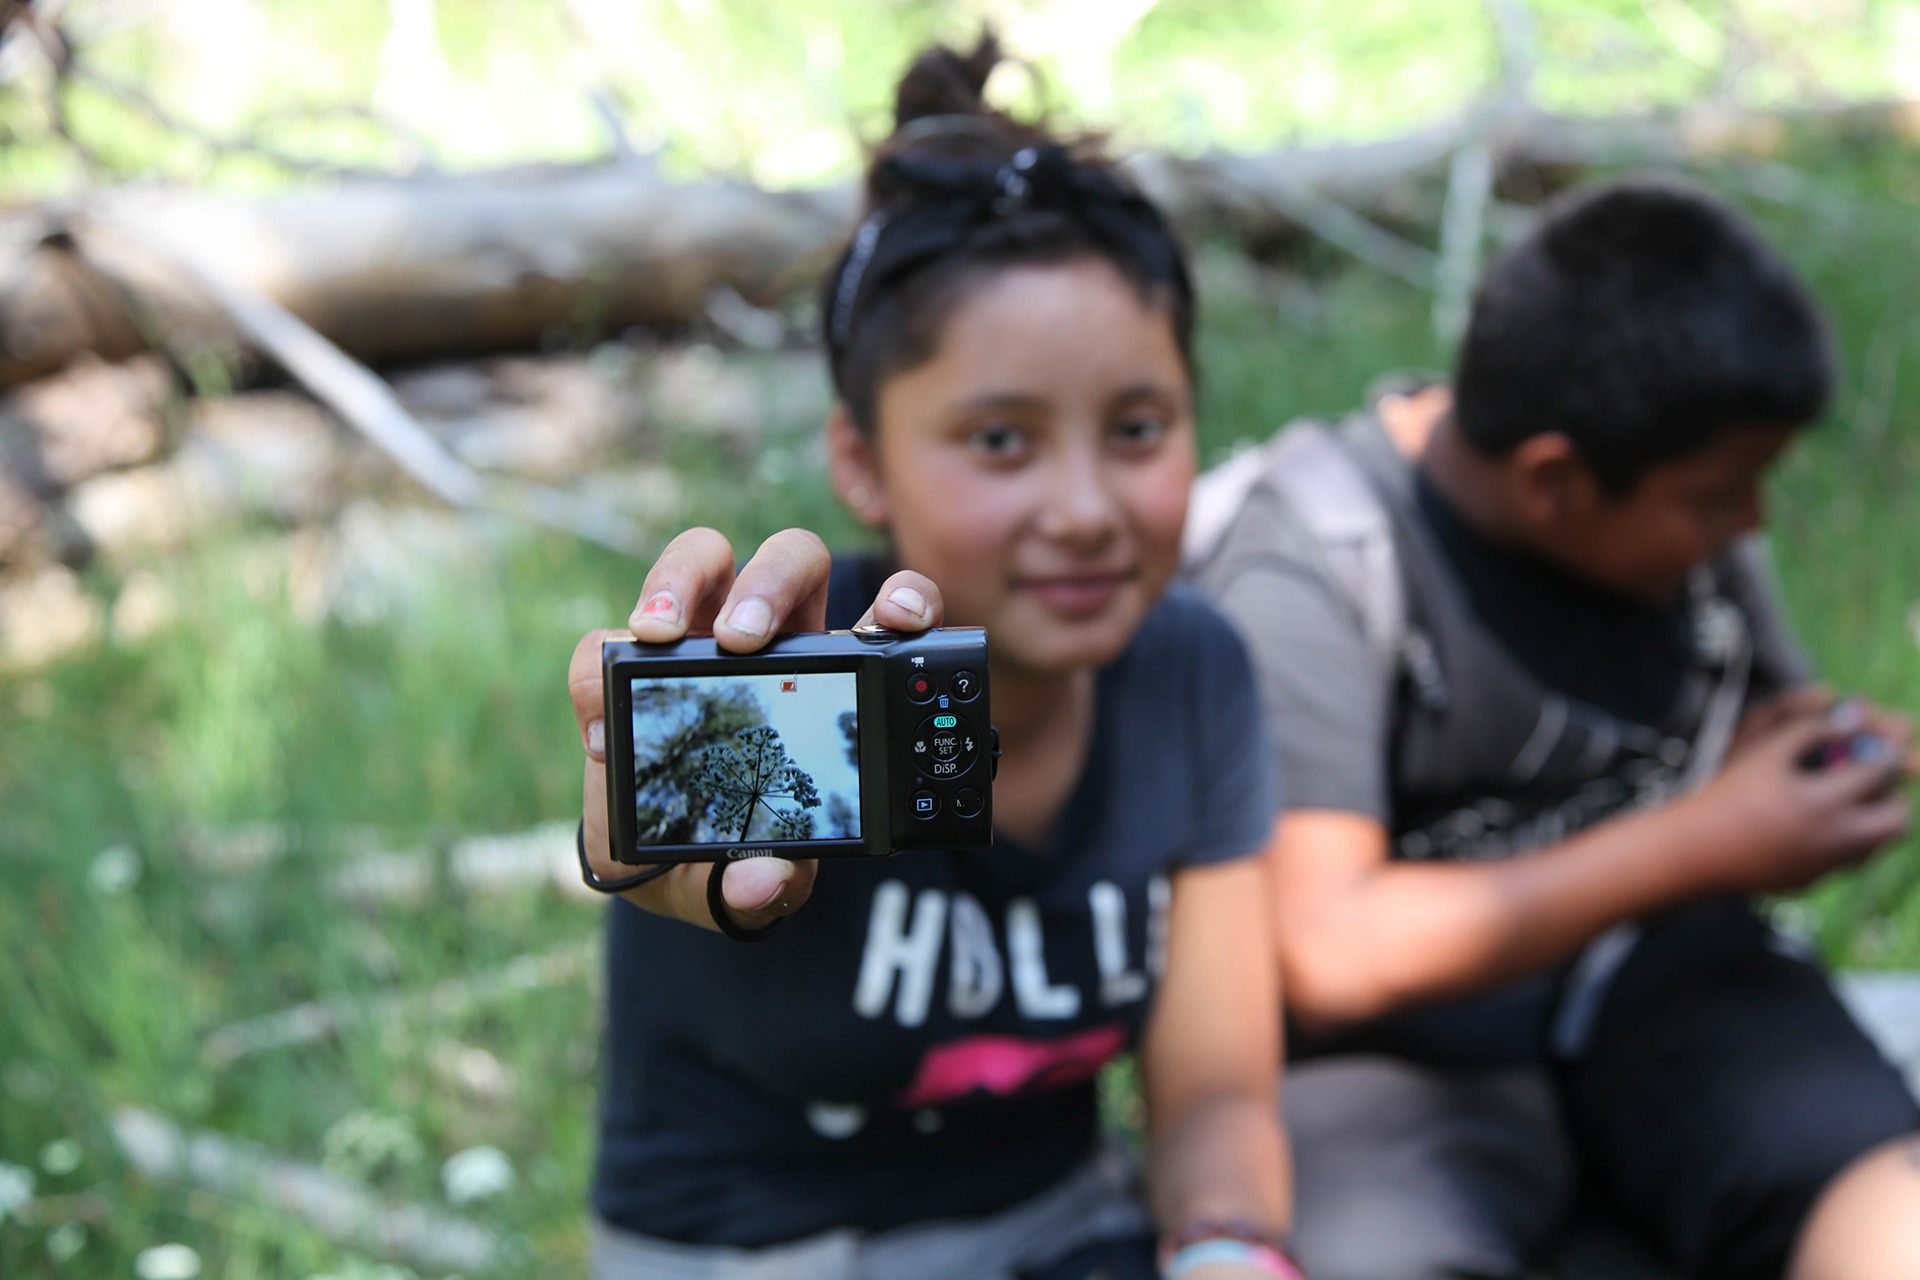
left=1413, top=473, right=1695, bottom=729
left=593, top=557, right=1279, bottom=1246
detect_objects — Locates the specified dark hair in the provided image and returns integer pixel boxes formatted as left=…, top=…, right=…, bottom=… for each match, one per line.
left=1451, top=176, right=1832, bottom=494
left=821, top=33, right=1194, bottom=433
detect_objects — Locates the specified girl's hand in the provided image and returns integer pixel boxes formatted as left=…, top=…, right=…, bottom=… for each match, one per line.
left=567, top=527, right=942, bottom=932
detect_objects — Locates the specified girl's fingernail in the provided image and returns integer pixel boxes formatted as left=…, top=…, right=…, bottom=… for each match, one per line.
left=727, top=598, right=772, bottom=638
left=640, top=591, right=679, bottom=622
left=586, top=719, right=604, bottom=756
left=888, top=586, right=928, bottom=620
left=727, top=857, right=793, bottom=911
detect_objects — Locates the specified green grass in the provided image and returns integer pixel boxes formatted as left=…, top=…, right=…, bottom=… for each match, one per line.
left=2, top=143, right=1918, bottom=1273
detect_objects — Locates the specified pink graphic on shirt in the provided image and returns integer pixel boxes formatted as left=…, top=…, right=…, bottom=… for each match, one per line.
left=895, top=1024, right=1127, bottom=1108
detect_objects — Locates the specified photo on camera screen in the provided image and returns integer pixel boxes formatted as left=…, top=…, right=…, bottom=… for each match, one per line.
left=629, top=672, right=861, bottom=845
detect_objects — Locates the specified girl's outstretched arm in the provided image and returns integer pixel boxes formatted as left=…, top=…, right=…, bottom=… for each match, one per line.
left=1141, top=836, right=1295, bottom=1276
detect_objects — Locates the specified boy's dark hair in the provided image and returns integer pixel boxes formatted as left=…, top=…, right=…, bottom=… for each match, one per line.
left=1452, top=176, right=1832, bottom=493
left=821, top=33, right=1194, bottom=434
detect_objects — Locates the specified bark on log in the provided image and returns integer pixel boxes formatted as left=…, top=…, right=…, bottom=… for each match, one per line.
left=0, top=160, right=857, bottom=388
left=1, top=97, right=1915, bottom=392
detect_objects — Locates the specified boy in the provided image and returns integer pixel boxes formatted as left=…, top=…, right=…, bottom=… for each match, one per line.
left=1196, top=178, right=1920, bottom=1279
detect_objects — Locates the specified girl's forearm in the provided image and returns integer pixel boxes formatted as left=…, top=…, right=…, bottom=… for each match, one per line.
left=1148, top=1091, right=1292, bottom=1234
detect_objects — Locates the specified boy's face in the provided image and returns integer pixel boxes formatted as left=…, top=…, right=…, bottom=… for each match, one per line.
left=1522, top=423, right=1799, bottom=604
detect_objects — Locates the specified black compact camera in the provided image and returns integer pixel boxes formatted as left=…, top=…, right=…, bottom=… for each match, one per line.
left=602, top=626, right=994, bottom=863
left=1803, top=698, right=1897, bottom=772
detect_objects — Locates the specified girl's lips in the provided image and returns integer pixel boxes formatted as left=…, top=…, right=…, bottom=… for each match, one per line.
left=1017, top=572, right=1134, bottom=618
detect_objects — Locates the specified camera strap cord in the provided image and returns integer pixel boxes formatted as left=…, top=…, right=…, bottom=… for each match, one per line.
left=575, top=822, right=783, bottom=942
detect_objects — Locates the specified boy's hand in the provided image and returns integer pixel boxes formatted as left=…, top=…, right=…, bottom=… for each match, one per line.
left=1730, top=688, right=1919, bottom=770
left=1852, top=700, right=1918, bottom=775
left=1725, top=686, right=1833, bottom=761
left=567, top=527, right=941, bottom=933
left=1684, top=708, right=1911, bottom=896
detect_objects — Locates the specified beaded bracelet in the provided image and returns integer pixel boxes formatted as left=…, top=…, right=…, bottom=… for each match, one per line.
left=1160, top=1219, right=1302, bottom=1280
left=1162, top=1238, right=1303, bottom=1279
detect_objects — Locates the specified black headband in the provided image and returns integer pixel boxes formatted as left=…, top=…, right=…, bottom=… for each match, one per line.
left=824, top=142, right=1190, bottom=361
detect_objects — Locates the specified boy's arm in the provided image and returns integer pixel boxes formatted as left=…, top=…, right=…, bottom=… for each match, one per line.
left=1215, top=556, right=1910, bottom=1033
left=1274, top=722, right=1903, bottom=1029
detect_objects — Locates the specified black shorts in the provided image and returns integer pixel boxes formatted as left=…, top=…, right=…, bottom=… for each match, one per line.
left=1288, top=900, right=1919, bottom=1280
left=1565, top=899, right=1919, bottom=1279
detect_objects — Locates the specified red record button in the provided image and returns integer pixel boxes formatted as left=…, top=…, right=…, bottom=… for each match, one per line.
left=906, top=671, right=937, bottom=702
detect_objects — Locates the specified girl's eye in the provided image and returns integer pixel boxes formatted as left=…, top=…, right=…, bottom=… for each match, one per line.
left=970, top=424, right=1031, bottom=459
left=1111, top=415, right=1171, bottom=450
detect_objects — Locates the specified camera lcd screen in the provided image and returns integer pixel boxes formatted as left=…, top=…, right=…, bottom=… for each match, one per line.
left=628, top=672, right=862, bottom=846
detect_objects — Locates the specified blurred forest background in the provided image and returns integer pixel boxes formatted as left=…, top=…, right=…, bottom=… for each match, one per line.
left=1, top=0, right=1918, bottom=1276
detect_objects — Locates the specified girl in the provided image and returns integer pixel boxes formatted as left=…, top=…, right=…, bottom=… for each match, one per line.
left=567, top=38, right=1298, bottom=1280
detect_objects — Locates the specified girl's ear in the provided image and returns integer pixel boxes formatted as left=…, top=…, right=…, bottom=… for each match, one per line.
left=827, top=404, right=890, bottom=529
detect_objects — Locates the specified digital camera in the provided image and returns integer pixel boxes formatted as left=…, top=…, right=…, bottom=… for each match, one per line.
left=1803, top=698, right=1897, bottom=772
left=602, top=626, right=994, bottom=864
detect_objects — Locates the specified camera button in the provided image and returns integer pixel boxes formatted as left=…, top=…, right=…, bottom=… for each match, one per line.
left=911, top=789, right=940, bottom=819
left=918, top=715, right=975, bottom=777
left=948, top=670, right=980, bottom=701
left=954, top=787, right=984, bottom=819
left=906, top=671, right=937, bottom=702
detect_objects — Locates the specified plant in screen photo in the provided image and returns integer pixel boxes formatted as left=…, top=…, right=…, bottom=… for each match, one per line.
left=632, top=684, right=768, bottom=844
left=691, top=725, right=822, bottom=841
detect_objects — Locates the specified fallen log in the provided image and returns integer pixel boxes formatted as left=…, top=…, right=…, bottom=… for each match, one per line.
left=0, top=159, right=858, bottom=388
left=69, top=219, right=651, bottom=554
left=1, top=97, right=1915, bottom=391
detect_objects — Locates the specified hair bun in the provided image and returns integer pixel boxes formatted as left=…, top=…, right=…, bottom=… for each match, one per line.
left=894, top=31, right=1002, bottom=129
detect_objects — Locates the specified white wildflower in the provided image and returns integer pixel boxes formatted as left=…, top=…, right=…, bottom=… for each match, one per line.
left=0, top=1162, right=34, bottom=1221
left=2, top=1061, right=52, bottom=1102
left=40, top=1137, right=82, bottom=1176
left=134, top=1242, right=202, bottom=1280
left=440, top=1145, right=515, bottom=1205
left=88, top=844, right=141, bottom=895
left=46, top=1220, right=85, bottom=1263
left=321, top=1111, right=422, bottom=1183
left=306, top=1263, right=419, bottom=1280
